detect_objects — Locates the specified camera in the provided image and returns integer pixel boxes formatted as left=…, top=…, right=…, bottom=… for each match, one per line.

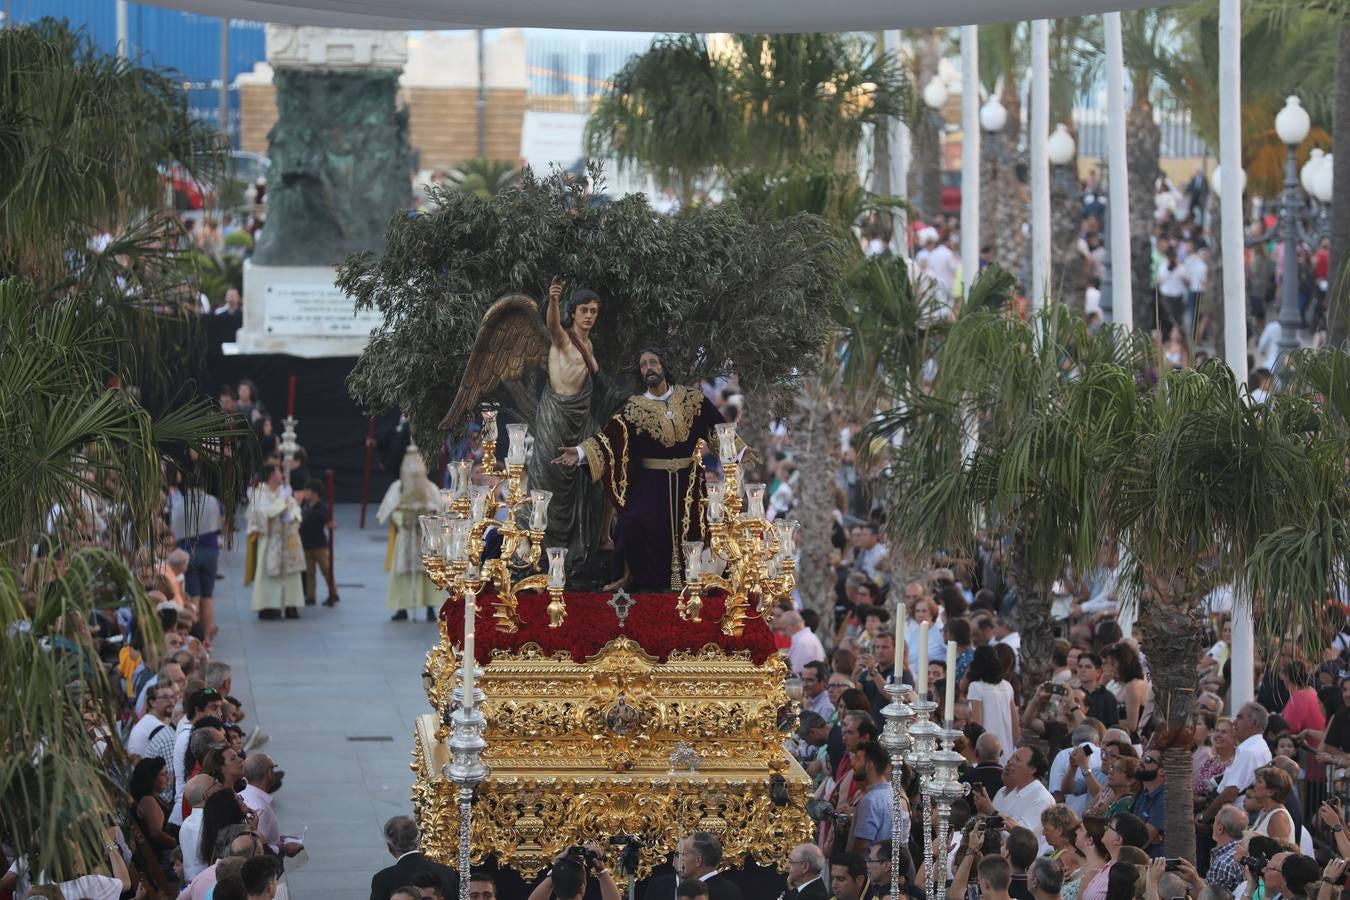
left=1164, top=859, right=1182, bottom=872
left=1046, top=683, right=1068, bottom=696
left=565, top=845, right=599, bottom=869
left=806, top=798, right=837, bottom=822
left=609, top=835, right=641, bottom=875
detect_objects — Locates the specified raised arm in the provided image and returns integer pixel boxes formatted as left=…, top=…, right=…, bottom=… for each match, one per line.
left=547, top=276, right=567, bottom=344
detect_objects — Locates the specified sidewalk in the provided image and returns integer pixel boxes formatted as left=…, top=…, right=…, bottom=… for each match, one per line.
left=212, top=503, right=442, bottom=898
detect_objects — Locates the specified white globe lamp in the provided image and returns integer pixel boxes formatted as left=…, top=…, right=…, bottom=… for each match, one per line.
left=1047, top=123, right=1077, bottom=166
left=1311, top=152, right=1334, bottom=203
left=1301, top=148, right=1325, bottom=194
left=979, top=96, right=1007, bottom=133
left=1275, top=95, right=1311, bottom=147
left=922, top=75, right=949, bottom=111
left=1210, top=164, right=1247, bottom=195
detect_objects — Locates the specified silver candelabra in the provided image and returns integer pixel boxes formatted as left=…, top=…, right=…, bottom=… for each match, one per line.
left=879, top=686, right=969, bottom=900
left=444, top=666, right=487, bottom=900
left=879, top=682, right=916, bottom=900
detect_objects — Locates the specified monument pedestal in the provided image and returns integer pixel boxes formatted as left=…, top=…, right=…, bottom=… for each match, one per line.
left=237, top=26, right=410, bottom=358
left=233, top=260, right=381, bottom=358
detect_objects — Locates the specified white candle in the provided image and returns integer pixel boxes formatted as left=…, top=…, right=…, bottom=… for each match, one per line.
left=944, top=639, right=957, bottom=725
left=893, top=602, right=906, bottom=679
left=462, top=590, right=476, bottom=704
left=917, top=622, right=931, bottom=695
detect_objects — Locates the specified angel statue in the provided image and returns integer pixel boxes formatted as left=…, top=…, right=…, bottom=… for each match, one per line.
left=441, top=278, right=625, bottom=578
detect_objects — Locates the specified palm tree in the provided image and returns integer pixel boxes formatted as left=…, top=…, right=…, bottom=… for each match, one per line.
left=1048, top=18, right=1102, bottom=312
left=872, top=288, right=1154, bottom=685
left=0, top=22, right=248, bottom=878
left=908, top=29, right=945, bottom=225
left=586, top=32, right=908, bottom=206
left=445, top=159, right=522, bottom=199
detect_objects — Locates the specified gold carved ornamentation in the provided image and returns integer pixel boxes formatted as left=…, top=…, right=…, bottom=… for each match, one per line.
left=413, top=636, right=810, bottom=879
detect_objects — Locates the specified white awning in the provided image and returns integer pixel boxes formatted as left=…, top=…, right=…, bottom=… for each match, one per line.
left=133, top=0, right=1173, bottom=33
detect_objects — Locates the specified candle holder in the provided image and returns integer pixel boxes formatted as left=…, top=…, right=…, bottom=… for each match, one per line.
left=444, top=662, right=488, bottom=900
left=676, top=426, right=793, bottom=636
left=278, top=415, right=300, bottom=470
left=425, top=407, right=566, bottom=632
left=906, top=698, right=941, bottom=897
left=923, top=727, right=970, bottom=900
left=879, top=681, right=917, bottom=900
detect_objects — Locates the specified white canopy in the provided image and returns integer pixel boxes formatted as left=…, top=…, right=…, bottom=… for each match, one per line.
left=136, top=0, right=1166, bottom=32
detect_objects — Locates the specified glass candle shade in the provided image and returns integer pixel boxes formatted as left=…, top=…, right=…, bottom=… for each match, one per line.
left=439, top=488, right=456, bottom=513
left=469, top=486, right=490, bottom=522
left=453, top=460, right=473, bottom=499
left=419, top=515, right=445, bottom=558
left=744, top=483, right=767, bottom=519
left=506, top=424, right=529, bottom=466
left=706, top=483, right=725, bottom=523
left=775, top=521, right=798, bottom=557
left=683, top=541, right=704, bottom=582
left=530, top=490, right=553, bottom=531
left=547, top=547, right=567, bottom=588
left=444, top=519, right=470, bottom=562
left=714, top=422, right=738, bottom=464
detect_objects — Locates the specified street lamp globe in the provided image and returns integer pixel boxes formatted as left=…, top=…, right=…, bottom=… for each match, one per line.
left=1210, top=164, right=1247, bottom=195
left=1274, top=95, right=1311, bottom=147
left=923, top=75, right=949, bottom=111
left=980, top=95, right=1007, bottom=133
left=1047, top=123, right=1077, bottom=166
left=1301, top=148, right=1325, bottom=195
left=1311, top=153, right=1334, bottom=203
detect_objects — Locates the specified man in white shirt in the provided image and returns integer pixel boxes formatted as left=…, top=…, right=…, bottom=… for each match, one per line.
left=990, top=615, right=1022, bottom=671
left=1049, top=724, right=1106, bottom=816
left=240, top=754, right=303, bottom=859
left=975, top=747, right=1056, bottom=854
left=126, top=683, right=179, bottom=758
left=179, top=775, right=217, bottom=883
left=134, top=660, right=185, bottom=718
left=802, top=662, right=835, bottom=720
left=172, top=688, right=225, bottom=825
left=775, top=610, right=825, bottom=675
left=928, top=233, right=960, bottom=309
left=1202, top=702, right=1272, bottom=823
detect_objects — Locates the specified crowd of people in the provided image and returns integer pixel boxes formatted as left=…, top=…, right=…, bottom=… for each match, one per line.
left=758, top=498, right=1350, bottom=900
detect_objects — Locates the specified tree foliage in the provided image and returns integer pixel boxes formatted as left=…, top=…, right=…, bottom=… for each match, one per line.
left=342, top=165, right=848, bottom=449
left=586, top=32, right=910, bottom=202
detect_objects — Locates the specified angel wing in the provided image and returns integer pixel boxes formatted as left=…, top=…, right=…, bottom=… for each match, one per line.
left=440, top=294, right=550, bottom=429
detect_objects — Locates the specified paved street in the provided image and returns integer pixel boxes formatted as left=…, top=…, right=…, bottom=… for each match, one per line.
left=211, top=502, right=441, bottom=899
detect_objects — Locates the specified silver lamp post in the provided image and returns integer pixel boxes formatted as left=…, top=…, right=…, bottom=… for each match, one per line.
left=879, top=681, right=916, bottom=900
left=1274, top=96, right=1312, bottom=359
left=923, top=727, right=970, bottom=900
left=444, top=662, right=487, bottom=900
left=906, top=698, right=942, bottom=896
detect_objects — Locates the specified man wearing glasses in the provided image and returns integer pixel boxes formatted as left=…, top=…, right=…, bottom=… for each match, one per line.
left=780, top=843, right=827, bottom=900
left=1131, top=753, right=1165, bottom=857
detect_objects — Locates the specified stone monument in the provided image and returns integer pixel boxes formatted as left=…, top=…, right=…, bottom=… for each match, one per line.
left=237, top=27, right=412, bottom=357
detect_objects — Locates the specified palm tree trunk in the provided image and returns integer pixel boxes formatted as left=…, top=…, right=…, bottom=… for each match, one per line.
left=909, top=29, right=944, bottom=224
left=1127, top=95, right=1161, bottom=331
left=1051, top=154, right=1085, bottom=312
left=1330, top=22, right=1350, bottom=347
left=982, top=87, right=1027, bottom=278
left=1009, top=535, right=1055, bottom=686
left=791, top=376, right=842, bottom=628
left=1136, top=576, right=1208, bottom=861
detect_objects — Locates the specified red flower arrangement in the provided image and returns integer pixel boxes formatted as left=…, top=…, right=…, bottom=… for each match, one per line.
left=439, top=591, right=777, bottom=665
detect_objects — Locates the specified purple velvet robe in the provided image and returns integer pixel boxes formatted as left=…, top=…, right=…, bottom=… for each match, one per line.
left=580, top=385, right=725, bottom=591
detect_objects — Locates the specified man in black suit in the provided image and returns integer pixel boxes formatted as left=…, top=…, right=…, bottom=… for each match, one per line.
left=780, top=843, right=827, bottom=900
left=960, top=732, right=1005, bottom=799
left=370, top=816, right=458, bottom=900
left=676, top=832, right=743, bottom=900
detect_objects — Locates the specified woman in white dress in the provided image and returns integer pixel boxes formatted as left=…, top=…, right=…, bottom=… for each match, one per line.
left=246, top=463, right=305, bottom=620
left=1248, top=765, right=1296, bottom=845
left=966, top=644, right=1019, bottom=764
left=377, top=445, right=443, bottom=622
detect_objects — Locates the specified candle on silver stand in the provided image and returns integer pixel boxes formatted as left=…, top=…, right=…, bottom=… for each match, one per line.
left=444, top=661, right=488, bottom=900
left=906, top=698, right=941, bottom=897
left=879, top=681, right=916, bottom=900
left=922, top=726, right=970, bottom=900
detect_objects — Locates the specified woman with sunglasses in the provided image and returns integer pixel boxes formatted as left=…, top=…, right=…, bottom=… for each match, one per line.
left=1077, top=813, right=1149, bottom=900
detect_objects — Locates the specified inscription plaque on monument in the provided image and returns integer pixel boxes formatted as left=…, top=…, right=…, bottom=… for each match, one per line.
left=263, top=282, right=382, bottom=337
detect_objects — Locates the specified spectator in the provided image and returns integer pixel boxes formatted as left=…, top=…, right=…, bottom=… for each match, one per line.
left=370, top=815, right=458, bottom=900
left=1204, top=804, right=1248, bottom=892
left=967, top=645, right=1018, bottom=764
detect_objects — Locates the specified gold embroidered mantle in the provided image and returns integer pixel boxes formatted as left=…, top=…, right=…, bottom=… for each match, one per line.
left=621, top=385, right=704, bottom=447
left=413, top=634, right=811, bottom=879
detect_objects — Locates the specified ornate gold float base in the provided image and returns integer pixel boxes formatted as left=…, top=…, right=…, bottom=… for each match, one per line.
left=412, top=715, right=812, bottom=881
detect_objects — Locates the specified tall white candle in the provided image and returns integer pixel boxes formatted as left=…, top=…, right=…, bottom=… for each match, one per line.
left=893, top=602, right=906, bottom=680
left=917, top=622, right=931, bottom=695
left=462, top=590, right=475, bottom=704
left=945, top=640, right=957, bottom=725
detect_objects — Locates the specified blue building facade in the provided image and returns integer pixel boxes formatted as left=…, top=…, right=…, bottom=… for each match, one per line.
left=13, top=0, right=266, bottom=146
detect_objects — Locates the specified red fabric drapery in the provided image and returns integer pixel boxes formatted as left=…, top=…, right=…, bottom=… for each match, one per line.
left=439, top=591, right=777, bottom=665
